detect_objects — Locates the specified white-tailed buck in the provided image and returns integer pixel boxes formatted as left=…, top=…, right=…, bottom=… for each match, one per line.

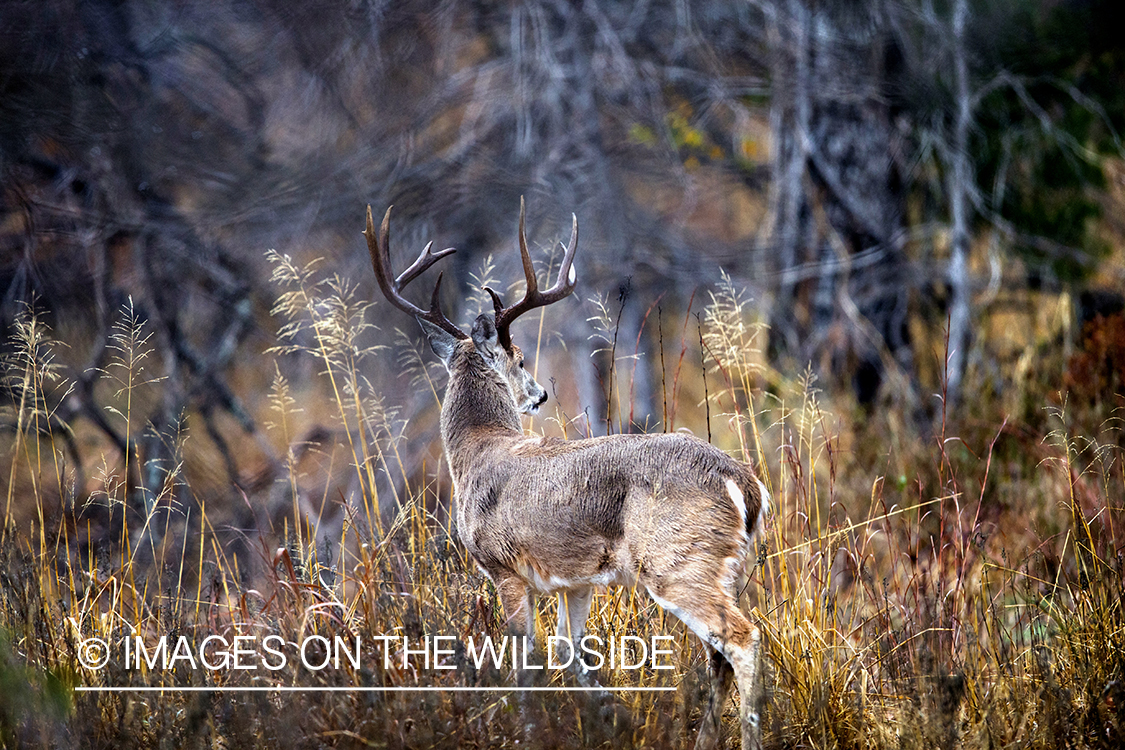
left=365, top=200, right=767, bottom=750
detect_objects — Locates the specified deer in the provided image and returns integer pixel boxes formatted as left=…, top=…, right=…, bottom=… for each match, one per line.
left=364, top=200, right=768, bottom=750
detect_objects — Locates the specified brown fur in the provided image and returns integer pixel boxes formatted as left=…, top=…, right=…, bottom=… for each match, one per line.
left=370, top=204, right=764, bottom=749
left=428, top=317, right=765, bottom=750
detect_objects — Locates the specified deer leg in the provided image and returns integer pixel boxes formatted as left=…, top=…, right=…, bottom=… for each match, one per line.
left=728, top=624, right=762, bottom=750
left=645, top=584, right=760, bottom=750
left=696, top=645, right=735, bottom=750
left=559, top=588, right=625, bottom=744
left=496, top=575, right=541, bottom=738
left=556, top=588, right=596, bottom=685
left=496, top=576, right=533, bottom=634
left=704, top=618, right=761, bottom=750
left=496, top=575, right=537, bottom=685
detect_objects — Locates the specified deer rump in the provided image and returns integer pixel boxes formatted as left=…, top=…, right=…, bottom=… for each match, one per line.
left=455, top=432, right=764, bottom=595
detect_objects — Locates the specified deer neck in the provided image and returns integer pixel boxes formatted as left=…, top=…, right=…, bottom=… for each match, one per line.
left=440, top=352, right=522, bottom=479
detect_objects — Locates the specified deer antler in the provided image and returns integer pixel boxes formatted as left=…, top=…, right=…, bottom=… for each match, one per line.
left=484, top=197, right=578, bottom=350
left=365, top=205, right=468, bottom=340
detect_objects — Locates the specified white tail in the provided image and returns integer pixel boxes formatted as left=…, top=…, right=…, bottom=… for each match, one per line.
left=365, top=200, right=765, bottom=750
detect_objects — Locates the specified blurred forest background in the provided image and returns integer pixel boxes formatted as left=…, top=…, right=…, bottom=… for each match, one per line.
left=1, top=0, right=1124, bottom=565
left=3, top=1, right=1125, bottom=748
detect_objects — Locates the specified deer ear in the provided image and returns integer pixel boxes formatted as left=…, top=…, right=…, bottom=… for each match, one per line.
left=471, top=314, right=501, bottom=364
left=418, top=317, right=458, bottom=365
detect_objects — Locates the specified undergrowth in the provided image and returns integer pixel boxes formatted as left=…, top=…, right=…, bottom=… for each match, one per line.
left=0, top=260, right=1122, bottom=749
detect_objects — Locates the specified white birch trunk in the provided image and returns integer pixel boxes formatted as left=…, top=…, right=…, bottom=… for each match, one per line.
left=945, top=0, right=973, bottom=405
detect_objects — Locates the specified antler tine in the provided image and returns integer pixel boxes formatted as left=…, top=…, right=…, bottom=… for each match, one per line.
left=516, top=196, right=538, bottom=297
left=485, top=286, right=505, bottom=318
left=365, top=205, right=468, bottom=340
left=396, top=240, right=458, bottom=291
left=491, top=198, right=579, bottom=349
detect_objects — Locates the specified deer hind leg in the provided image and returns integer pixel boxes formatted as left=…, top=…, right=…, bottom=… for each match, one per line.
left=723, top=624, right=762, bottom=750
left=646, top=586, right=761, bottom=750
left=697, top=645, right=735, bottom=749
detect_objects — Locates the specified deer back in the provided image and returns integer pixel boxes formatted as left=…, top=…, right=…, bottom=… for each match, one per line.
left=451, top=430, right=763, bottom=589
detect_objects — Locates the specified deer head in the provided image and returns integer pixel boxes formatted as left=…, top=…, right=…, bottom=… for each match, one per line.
left=364, top=197, right=576, bottom=417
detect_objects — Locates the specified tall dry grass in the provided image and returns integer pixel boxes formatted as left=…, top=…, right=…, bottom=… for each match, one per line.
left=0, top=259, right=1122, bottom=749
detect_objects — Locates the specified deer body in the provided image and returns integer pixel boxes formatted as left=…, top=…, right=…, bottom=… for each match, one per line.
left=368, top=202, right=765, bottom=750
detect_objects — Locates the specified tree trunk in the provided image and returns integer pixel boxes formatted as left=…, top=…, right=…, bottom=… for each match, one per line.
left=759, top=1, right=911, bottom=406
left=945, top=0, right=973, bottom=407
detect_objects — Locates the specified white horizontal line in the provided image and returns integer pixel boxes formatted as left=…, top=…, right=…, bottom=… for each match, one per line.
left=75, top=686, right=674, bottom=693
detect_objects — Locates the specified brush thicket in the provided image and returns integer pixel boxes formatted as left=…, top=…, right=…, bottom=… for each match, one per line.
left=0, top=260, right=1121, bottom=748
